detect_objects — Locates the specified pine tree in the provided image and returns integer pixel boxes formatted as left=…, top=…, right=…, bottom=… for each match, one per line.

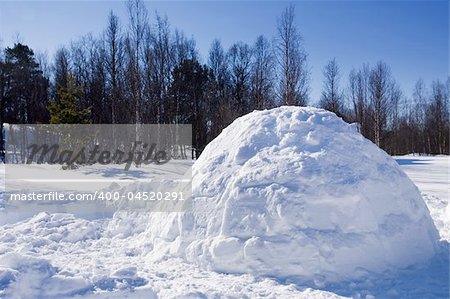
left=1, top=43, right=49, bottom=124
left=48, top=74, right=90, bottom=124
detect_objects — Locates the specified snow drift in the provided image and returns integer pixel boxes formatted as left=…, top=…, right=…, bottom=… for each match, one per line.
left=143, top=106, right=439, bottom=282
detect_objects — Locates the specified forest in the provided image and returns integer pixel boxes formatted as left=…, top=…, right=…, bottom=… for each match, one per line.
left=0, top=2, right=448, bottom=159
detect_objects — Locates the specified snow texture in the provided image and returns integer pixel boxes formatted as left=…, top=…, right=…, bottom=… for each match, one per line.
left=144, top=106, right=440, bottom=282
left=0, top=107, right=448, bottom=298
left=395, top=155, right=450, bottom=241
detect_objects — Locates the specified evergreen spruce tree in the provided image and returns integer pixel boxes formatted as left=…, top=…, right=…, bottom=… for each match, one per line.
left=47, top=74, right=91, bottom=169
left=48, top=74, right=90, bottom=124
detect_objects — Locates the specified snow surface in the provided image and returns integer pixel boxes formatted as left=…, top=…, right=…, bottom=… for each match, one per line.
left=0, top=107, right=448, bottom=298
left=394, top=155, right=450, bottom=241
left=0, top=161, right=192, bottom=225
left=144, top=107, right=439, bottom=282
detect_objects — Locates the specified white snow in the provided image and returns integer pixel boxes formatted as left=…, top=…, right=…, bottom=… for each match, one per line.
left=0, top=212, right=343, bottom=299
left=0, top=160, right=193, bottom=225
left=0, top=106, right=448, bottom=298
left=394, top=155, right=450, bottom=241
left=145, top=107, right=439, bottom=282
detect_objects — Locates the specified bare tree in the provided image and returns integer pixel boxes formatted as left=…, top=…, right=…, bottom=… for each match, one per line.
left=209, top=40, right=227, bottom=82
left=104, top=11, right=123, bottom=124
left=173, top=29, right=197, bottom=66
left=410, top=79, right=428, bottom=153
left=275, top=4, right=309, bottom=106
left=319, top=58, right=344, bottom=117
left=67, top=35, right=106, bottom=123
left=35, top=51, right=51, bottom=79
left=425, top=80, right=449, bottom=154
left=228, top=42, right=252, bottom=116
left=251, top=35, right=275, bottom=110
left=386, top=82, right=402, bottom=154
left=412, top=79, right=428, bottom=124
left=126, top=0, right=149, bottom=124
left=155, top=13, right=174, bottom=124
left=348, top=64, right=370, bottom=135
left=54, top=47, right=70, bottom=91
left=368, top=61, right=395, bottom=147
left=0, top=48, right=5, bottom=161
left=207, top=39, right=231, bottom=137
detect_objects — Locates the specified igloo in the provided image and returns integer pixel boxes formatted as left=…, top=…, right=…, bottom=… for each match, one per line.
left=147, top=106, right=439, bottom=283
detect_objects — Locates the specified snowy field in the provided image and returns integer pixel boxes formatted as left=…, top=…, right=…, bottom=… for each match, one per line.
left=0, top=156, right=448, bottom=298
left=395, top=155, right=450, bottom=242
left=0, top=161, right=193, bottom=225
left=0, top=158, right=345, bottom=299
left=0, top=108, right=448, bottom=299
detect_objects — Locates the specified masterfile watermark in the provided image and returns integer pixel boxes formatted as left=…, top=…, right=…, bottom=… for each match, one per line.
left=8, top=191, right=186, bottom=202
left=26, top=141, right=170, bottom=170
left=3, top=124, right=193, bottom=213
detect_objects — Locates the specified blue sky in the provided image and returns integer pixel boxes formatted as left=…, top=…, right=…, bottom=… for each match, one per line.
left=0, top=1, right=448, bottom=103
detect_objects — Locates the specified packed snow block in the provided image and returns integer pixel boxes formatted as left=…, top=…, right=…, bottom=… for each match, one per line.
left=149, top=106, right=439, bottom=283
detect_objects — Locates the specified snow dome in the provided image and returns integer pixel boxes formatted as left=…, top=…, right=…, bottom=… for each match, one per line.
left=147, top=106, right=439, bottom=283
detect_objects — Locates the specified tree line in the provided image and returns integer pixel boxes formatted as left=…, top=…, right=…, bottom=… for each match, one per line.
left=0, top=2, right=448, bottom=159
